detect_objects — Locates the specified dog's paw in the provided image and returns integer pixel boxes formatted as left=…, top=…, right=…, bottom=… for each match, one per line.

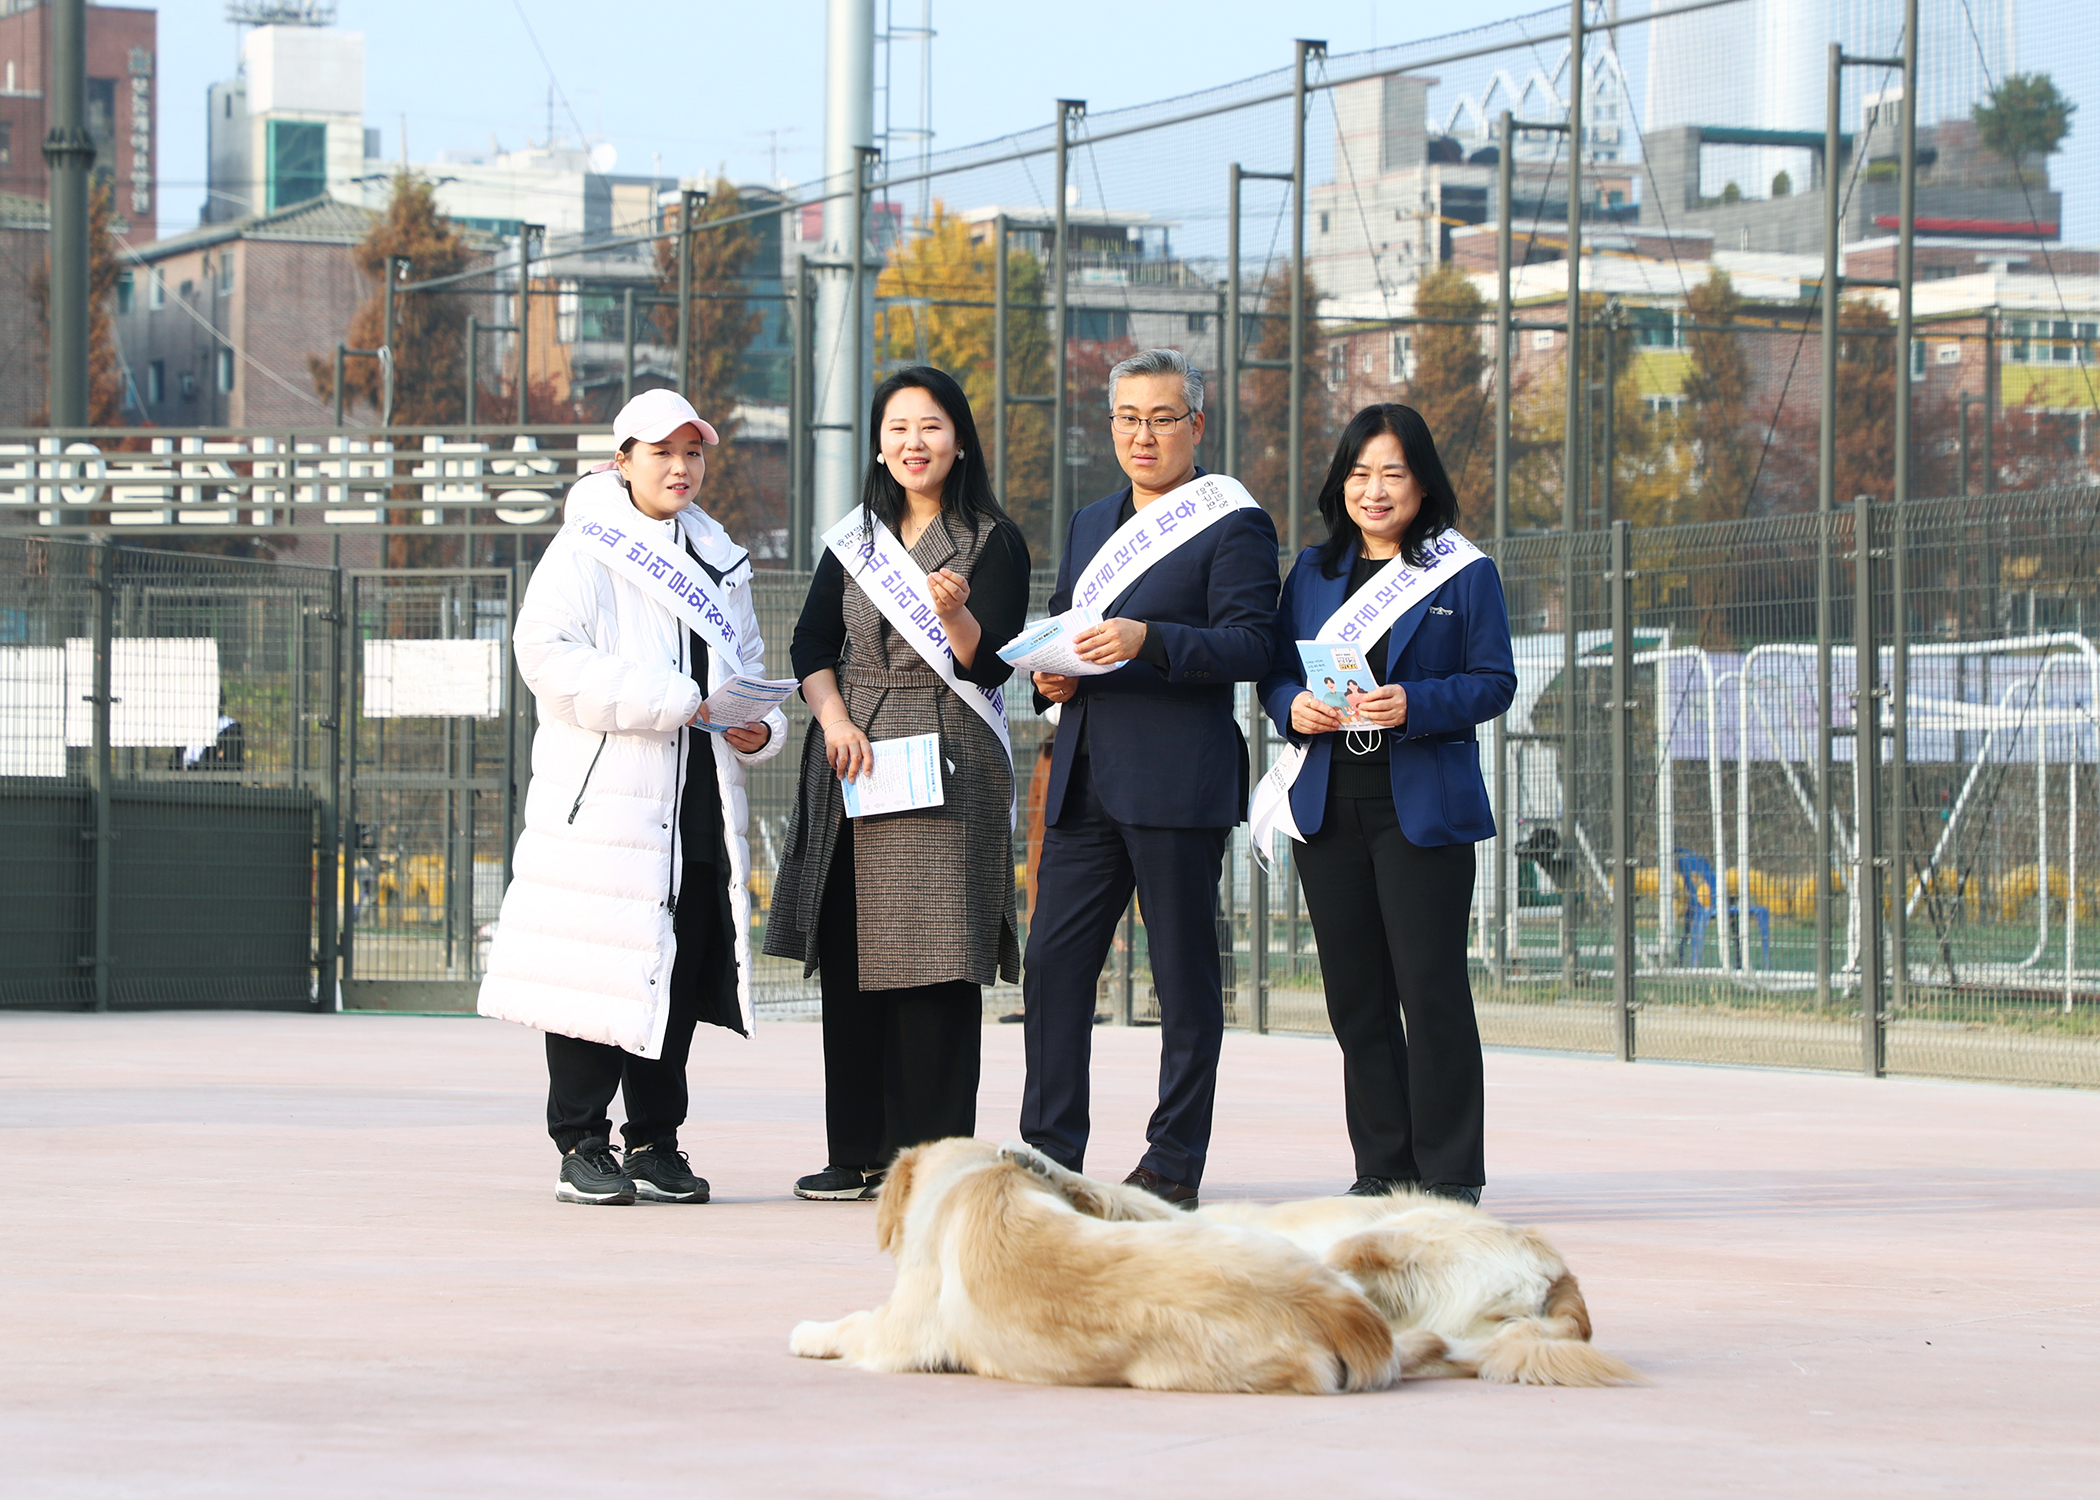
left=998, top=1141, right=1061, bottom=1179
left=788, top=1319, right=845, bottom=1359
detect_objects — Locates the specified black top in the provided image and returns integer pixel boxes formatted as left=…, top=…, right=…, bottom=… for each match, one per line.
left=1327, top=552, right=1395, bottom=799
left=677, top=537, right=727, bottom=871
left=791, top=516, right=1032, bottom=687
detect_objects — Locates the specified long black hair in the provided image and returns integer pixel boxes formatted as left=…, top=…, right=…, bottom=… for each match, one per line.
left=859, top=365, right=1008, bottom=538
left=1313, top=403, right=1459, bottom=578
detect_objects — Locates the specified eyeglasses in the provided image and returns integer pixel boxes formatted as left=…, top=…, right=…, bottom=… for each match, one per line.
left=1110, top=410, right=1195, bottom=436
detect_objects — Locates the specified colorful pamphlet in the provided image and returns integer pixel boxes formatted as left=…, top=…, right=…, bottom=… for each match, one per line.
left=1296, top=642, right=1375, bottom=725
left=995, top=606, right=1114, bottom=677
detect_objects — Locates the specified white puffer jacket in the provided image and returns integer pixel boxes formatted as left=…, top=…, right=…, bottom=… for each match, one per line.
left=478, top=470, right=786, bottom=1057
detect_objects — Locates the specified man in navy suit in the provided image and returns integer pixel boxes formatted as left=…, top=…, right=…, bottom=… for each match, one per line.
left=1021, top=348, right=1280, bottom=1209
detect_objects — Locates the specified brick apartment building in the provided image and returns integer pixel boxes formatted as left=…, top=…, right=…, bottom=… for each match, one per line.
left=0, top=0, right=156, bottom=242
left=113, top=196, right=380, bottom=428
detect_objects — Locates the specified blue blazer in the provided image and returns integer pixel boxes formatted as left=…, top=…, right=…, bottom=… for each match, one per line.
left=1039, top=482, right=1281, bottom=829
left=1257, top=543, right=1516, bottom=847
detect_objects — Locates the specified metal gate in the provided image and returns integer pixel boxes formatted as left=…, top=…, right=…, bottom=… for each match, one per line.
left=340, top=568, right=528, bottom=1010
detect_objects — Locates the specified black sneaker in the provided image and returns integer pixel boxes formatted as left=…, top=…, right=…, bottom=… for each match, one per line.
left=1345, top=1175, right=1419, bottom=1198
left=1423, top=1183, right=1482, bottom=1206
left=627, top=1143, right=710, bottom=1203
left=557, top=1137, right=635, bottom=1205
left=793, top=1164, right=883, bottom=1201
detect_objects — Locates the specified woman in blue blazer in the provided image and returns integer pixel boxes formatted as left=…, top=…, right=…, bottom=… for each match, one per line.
left=1258, top=404, right=1515, bottom=1203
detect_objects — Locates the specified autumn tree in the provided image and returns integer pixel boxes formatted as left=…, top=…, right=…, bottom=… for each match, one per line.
left=1973, top=72, right=2076, bottom=185
left=877, top=204, right=1055, bottom=551
left=309, top=172, right=480, bottom=424
left=32, top=179, right=127, bottom=427
left=1239, top=262, right=1332, bottom=549
left=648, top=179, right=768, bottom=539
left=1681, top=268, right=1759, bottom=524
left=1403, top=262, right=1492, bottom=533
left=1831, top=295, right=1897, bottom=509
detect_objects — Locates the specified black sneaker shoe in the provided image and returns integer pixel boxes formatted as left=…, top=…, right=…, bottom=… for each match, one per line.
left=1345, top=1175, right=1419, bottom=1197
left=1125, top=1164, right=1199, bottom=1211
left=557, top=1137, right=635, bottom=1205
left=793, top=1164, right=883, bottom=1201
left=627, top=1143, right=710, bottom=1203
left=1423, top=1183, right=1482, bottom=1207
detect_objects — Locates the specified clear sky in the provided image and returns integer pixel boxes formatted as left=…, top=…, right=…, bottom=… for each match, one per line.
left=152, top=0, right=1567, bottom=235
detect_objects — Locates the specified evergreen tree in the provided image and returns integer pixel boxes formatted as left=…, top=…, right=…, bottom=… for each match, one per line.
left=1973, top=72, right=2076, bottom=185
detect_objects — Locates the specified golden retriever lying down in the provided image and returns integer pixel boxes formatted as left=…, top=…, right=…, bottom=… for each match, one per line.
left=1001, top=1144, right=1638, bottom=1387
left=788, top=1136, right=1421, bottom=1394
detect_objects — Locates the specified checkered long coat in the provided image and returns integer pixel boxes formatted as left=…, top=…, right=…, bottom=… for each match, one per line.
left=764, top=514, right=1021, bottom=991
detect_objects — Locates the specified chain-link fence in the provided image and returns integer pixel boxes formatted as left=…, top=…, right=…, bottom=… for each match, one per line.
left=0, top=534, right=337, bottom=1008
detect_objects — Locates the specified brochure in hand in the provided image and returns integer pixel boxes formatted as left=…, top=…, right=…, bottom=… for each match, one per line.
left=840, top=732, right=947, bottom=818
left=995, top=606, right=1115, bottom=677
left=1297, top=642, right=1375, bottom=725
left=694, top=673, right=800, bottom=732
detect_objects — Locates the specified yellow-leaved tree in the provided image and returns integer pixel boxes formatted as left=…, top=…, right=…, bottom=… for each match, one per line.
left=877, top=204, right=1054, bottom=552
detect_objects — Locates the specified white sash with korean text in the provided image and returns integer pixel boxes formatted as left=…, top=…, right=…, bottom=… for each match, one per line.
left=1068, top=471, right=1262, bottom=618
left=1248, top=530, right=1488, bottom=868
left=561, top=513, right=743, bottom=667
left=820, top=509, right=1015, bottom=824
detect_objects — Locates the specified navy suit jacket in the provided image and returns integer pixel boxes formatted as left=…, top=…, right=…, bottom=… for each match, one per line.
left=1257, top=543, right=1516, bottom=847
left=1039, top=480, right=1281, bottom=829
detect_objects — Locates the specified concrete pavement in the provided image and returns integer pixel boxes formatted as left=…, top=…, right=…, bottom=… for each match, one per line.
left=2, top=1011, right=2096, bottom=1498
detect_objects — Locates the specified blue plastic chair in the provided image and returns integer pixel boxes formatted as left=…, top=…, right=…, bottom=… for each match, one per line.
left=1674, top=847, right=1770, bottom=969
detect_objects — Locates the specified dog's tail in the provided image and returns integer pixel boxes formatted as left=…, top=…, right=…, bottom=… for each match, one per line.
left=1465, top=1273, right=1641, bottom=1387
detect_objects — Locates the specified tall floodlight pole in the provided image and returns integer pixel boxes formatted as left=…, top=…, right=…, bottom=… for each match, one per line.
left=44, top=0, right=93, bottom=449
left=1560, top=0, right=1584, bottom=993
left=815, top=0, right=876, bottom=534
left=1888, top=0, right=1920, bottom=1020
left=1051, top=99, right=1084, bottom=570
left=850, top=146, right=879, bottom=478
left=1817, top=42, right=1841, bottom=1010
left=1287, top=39, right=1325, bottom=556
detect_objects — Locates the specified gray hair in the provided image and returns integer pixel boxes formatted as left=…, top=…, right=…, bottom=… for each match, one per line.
left=1108, top=347, right=1204, bottom=414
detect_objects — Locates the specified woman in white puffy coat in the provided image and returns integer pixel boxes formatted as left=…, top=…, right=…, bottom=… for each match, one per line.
left=479, top=390, right=786, bottom=1206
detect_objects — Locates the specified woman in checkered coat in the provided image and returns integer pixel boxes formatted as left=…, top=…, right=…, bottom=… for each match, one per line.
left=765, top=366, right=1031, bottom=1201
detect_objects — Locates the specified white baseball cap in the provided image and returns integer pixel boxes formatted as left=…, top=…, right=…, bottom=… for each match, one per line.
left=612, top=388, right=720, bottom=448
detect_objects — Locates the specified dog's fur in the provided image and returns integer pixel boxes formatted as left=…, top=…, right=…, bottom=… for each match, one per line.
left=995, top=1145, right=1639, bottom=1387
left=788, top=1137, right=1419, bottom=1394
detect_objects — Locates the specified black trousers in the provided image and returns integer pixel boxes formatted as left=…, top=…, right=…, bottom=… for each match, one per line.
left=1019, top=754, right=1230, bottom=1188
left=545, top=860, right=725, bottom=1155
left=818, top=818, right=982, bottom=1169
left=1292, top=794, right=1485, bottom=1189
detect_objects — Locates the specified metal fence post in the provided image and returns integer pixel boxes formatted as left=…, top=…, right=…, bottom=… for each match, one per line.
left=1854, top=493, right=1886, bottom=1077
left=1249, top=687, right=1270, bottom=1034
left=1051, top=101, right=1083, bottom=571
left=87, top=535, right=115, bottom=1011
left=1225, top=164, right=1241, bottom=481
left=314, top=560, right=344, bottom=1010
left=1889, top=499, right=1908, bottom=1017
left=792, top=257, right=815, bottom=570
left=993, top=211, right=1009, bottom=505
left=1560, top=0, right=1584, bottom=997
left=465, top=316, right=479, bottom=428
left=1286, top=39, right=1325, bottom=555
left=622, top=287, right=637, bottom=409
left=1491, top=110, right=1514, bottom=986
left=1609, top=520, right=1635, bottom=1060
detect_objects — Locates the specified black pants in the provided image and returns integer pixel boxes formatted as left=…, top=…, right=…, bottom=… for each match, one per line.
left=1020, top=754, right=1230, bottom=1188
left=818, top=818, right=982, bottom=1169
left=1292, top=794, right=1485, bottom=1189
left=545, top=860, right=725, bottom=1155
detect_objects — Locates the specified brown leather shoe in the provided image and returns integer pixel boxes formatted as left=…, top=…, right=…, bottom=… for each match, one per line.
left=1124, top=1164, right=1199, bottom=1211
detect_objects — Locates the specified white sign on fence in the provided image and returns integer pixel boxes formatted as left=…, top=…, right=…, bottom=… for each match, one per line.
left=361, top=638, right=504, bottom=719
left=61, top=638, right=223, bottom=749
left=0, top=646, right=66, bottom=775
